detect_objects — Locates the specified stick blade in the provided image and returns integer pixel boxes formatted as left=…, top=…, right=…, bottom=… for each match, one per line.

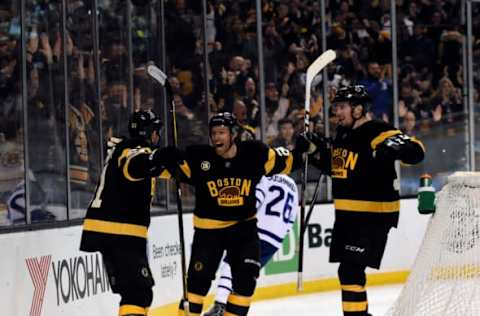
left=306, top=49, right=336, bottom=82
left=304, top=49, right=337, bottom=129
left=147, top=64, right=167, bottom=86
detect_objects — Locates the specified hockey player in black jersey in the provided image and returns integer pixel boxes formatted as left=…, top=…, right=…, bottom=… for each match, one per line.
left=311, top=86, right=425, bottom=316
left=80, top=110, right=171, bottom=316
left=308, top=85, right=425, bottom=316
left=158, top=112, right=308, bottom=316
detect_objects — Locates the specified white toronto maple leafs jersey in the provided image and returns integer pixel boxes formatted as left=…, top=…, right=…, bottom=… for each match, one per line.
left=256, top=174, right=299, bottom=248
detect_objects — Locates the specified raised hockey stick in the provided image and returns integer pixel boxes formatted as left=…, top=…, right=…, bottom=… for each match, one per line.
left=147, top=63, right=190, bottom=315
left=147, top=64, right=168, bottom=86
left=297, top=49, right=336, bottom=291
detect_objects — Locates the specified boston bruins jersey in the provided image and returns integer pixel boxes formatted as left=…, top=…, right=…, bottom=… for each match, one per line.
left=330, top=120, right=425, bottom=227
left=80, top=137, right=169, bottom=252
left=176, top=140, right=293, bottom=229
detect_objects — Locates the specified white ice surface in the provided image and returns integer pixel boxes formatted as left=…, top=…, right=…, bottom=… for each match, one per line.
left=249, top=284, right=403, bottom=316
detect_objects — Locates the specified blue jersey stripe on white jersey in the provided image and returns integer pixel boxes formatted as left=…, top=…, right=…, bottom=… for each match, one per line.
left=258, top=227, right=284, bottom=243
left=257, top=187, right=266, bottom=198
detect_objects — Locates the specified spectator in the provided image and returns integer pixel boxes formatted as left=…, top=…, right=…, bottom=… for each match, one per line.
left=169, top=76, right=182, bottom=95
left=229, top=56, right=249, bottom=93
left=271, top=118, right=296, bottom=151
left=263, top=22, right=286, bottom=83
left=401, top=110, right=417, bottom=136
left=400, top=25, right=436, bottom=73
left=429, top=77, right=463, bottom=124
left=103, top=81, right=129, bottom=138
left=217, top=66, right=240, bottom=112
left=288, top=53, right=309, bottom=105
left=232, top=99, right=256, bottom=141
left=425, top=10, right=445, bottom=51
left=0, top=127, right=24, bottom=224
left=399, top=82, right=422, bottom=113
left=335, top=46, right=360, bottom=85
left=242, top=77, right=259, bottom=125
left=232, top=99, right=249, bottom=126
left=359, top=61, right=392, bottom=121
left=327, top=23, right=350, bottom=51
left=333, top=1, right=356, bottom=25
left=264, top=82, right=290, bottom=142
left=6, top=171, right=55, bottom=225
left=438, top=26, right=463, bottom=70
left=172, top=94, right=207, bottom=146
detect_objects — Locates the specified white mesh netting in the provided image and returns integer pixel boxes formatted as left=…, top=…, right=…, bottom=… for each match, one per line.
left=386, top=172, right=480, bottom=316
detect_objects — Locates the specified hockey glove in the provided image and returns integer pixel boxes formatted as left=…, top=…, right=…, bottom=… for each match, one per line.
left=106, top=137, right=122, bottom=155
left=295, top=133, right=317, bottom=155
left=308, top=133, right=332, bottom=154
left=150, top=146, right=184, bottom=171
left=307, top=133, right=332, bottom=175
left=295, top=132, right=330, bottom=154
left=373, top=134, right=411, bottom=162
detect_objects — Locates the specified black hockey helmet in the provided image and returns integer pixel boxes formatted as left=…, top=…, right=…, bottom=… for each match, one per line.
left=209, top=112, right=237, bottom=132
left=128, top=109, right=163, bottom=138
left=332, top=85, right=371, bottom=112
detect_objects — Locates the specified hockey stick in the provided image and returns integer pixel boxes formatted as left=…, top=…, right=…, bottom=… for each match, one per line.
left=297, top=49, right=336, bottom=291
left=302, top=174, right=323, bottom=237
left=147, top=63, right=190, bottom=315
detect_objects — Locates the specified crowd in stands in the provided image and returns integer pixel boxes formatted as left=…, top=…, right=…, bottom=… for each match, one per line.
left=1, top=0, right=480, bottom=225
left=179, top=0, right=474, bottom=139
left=159, top=0, right=479, bottom=193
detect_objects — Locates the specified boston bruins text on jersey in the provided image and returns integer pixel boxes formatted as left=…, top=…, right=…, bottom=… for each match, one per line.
left=168, top=140, right=293, bottom=229
left=328, top=120, right=425, bottom=227
left=80, top=137, right=169, bottom=252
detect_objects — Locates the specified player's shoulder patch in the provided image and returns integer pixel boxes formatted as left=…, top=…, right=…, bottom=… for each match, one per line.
left=185, top=144, right=216, bottom=169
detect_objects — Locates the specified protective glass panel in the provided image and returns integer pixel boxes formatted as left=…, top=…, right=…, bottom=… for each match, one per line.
left=398, top=1, right=467, bottom=195
left=473, top=3, right=480, bottom=170
left=164, top=0, right=208, bottom=209
left=66, top=0, right=102, bottom=218
left=0, top=2, right=26, bottom=226
left=131, top=0, right=168, bottom=210
left=98, top=0, right=131, bottom=142
left=25, top=0, right=67, bottom=223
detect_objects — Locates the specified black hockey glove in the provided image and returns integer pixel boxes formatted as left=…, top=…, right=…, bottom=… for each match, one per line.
left=308, top=133, right=331, bottom=154
left=295, top=132, right=330, bottom=155
left=150, top=146, right=184, bottom=171
left=295, top=133, right=317, bottom=155
left=374, top=134, right=411, bottom=162
left=307, top=133, right=332, bottom=175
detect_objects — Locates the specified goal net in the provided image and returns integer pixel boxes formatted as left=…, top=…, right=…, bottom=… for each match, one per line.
left=386, top=172, right=480, bottom=316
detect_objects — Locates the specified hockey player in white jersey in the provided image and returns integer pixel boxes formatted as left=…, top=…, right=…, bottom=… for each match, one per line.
left=204, top=174, right=299, bottom=316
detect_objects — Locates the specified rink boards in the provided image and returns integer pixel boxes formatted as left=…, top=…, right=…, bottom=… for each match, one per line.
left=0, top=199, right=429, bottom=316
